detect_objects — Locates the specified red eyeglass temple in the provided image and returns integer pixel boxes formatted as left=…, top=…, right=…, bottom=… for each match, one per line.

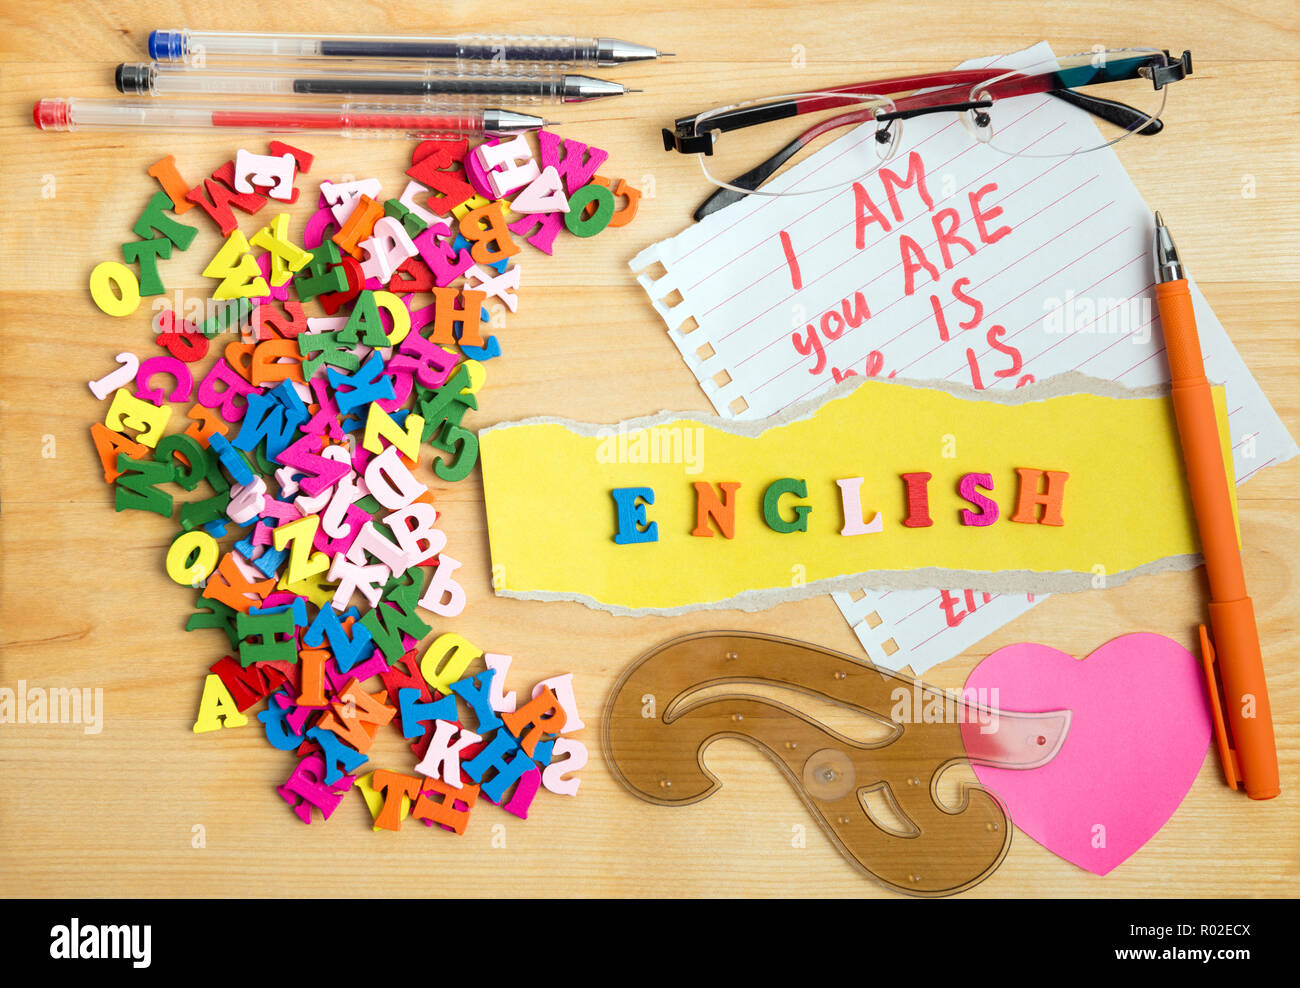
left=816, top=69, right=1011, bottom=103
left=789, top=68, right=1051, bottom=117
left=783, top=69, right=1068, bottom=151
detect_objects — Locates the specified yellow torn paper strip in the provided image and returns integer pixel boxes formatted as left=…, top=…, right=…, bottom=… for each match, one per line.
left=479, top=375, right=1235, bottom=615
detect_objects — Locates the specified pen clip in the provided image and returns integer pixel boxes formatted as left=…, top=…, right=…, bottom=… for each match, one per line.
left=1198, top=624, right=1241, bottom=791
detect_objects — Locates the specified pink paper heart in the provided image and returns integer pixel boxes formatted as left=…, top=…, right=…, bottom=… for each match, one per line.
left=962, top=633, right=1210, bottom=876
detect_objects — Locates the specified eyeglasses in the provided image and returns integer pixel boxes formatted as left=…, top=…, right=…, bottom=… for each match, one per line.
left=663, top=48, right=1193, bottom=220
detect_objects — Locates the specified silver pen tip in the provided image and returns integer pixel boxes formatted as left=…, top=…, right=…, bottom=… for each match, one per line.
left=595, top=38, right=664, bottom=64
left=1152, top=210, right=1182, bottom=283
left=659, top=52, right=677, bottom=57
left=627, top=88, right=644, bottom=93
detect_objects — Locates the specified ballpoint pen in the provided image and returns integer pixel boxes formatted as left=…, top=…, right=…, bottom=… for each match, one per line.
left=148, top=29, right=671, bottom=67
left=114, top=61, right=635, bottom=102
left=1152, top=211, right=1279, bottom=800
left=32, top=98, right=550, bottom=138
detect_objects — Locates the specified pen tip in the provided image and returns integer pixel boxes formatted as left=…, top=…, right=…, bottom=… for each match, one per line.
left=627, top=88, right=644, bottom=93
left=1153, top=209, right=1165, bottom=227
left=659, top=52, right=677, bottom=57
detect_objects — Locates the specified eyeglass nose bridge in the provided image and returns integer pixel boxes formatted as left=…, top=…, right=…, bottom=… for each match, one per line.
left=873, top=96, right=995, bottom=126
left=868, top=96, right=996, bottom=147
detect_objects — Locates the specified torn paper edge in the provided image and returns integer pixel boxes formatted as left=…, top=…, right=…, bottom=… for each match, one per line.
left=479, top=371, right=1177, bottom=442
left=493, top=554, right=1205, bottom=618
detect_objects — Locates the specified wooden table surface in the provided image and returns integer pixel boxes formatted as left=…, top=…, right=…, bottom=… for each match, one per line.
left=1, top=0, right=1297, bottom=899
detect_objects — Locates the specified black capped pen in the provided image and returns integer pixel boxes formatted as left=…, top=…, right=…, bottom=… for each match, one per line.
left=115, top=61, right=635, bottom=103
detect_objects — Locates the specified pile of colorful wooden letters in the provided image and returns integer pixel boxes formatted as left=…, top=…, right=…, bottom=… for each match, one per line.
left=85, top=129, right=637, bottom=830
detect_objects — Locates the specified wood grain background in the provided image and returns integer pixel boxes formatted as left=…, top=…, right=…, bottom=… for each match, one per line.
left=1, top=0, right=1296, bottom=898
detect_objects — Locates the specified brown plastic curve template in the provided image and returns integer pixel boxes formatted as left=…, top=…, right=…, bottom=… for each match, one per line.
left=603, top=631, right=1070, bottom=896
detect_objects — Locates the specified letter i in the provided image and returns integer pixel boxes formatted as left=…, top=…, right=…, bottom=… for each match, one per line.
left=900, top=472, right=933, bottom=527
left=779, top=230, right=802, bottom=290
left=929, top=294, right=950, bottom=342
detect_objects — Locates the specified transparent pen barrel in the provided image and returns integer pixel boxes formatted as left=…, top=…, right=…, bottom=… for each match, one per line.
left=147, top=66, right=561, bottom=102
left=161, top=29, right=598, bottom=66
left=291, top=70, right=560, bottom=102
left=66, top=101, right=222, bottom=130
left=181, top=31, right=334, bottom=58
left=445, top=35, right=594, bottom=66
left=152, top=69, right=297, bottom=96
left=57, top=99, right=483, bottom=136
left=337, top=105, right=483, bottom=137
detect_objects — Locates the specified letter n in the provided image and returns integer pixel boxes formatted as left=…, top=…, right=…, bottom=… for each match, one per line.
left=691, top=482, right=741, bottom=539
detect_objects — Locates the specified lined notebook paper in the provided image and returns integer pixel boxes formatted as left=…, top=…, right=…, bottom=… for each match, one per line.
left=631, top=43, right=1297, bottom=673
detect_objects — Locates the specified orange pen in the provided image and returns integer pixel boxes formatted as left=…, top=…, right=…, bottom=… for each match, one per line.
left=1153, top=211, right=1278, bottom=799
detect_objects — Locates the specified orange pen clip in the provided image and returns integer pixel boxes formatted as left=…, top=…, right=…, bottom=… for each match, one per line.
left=1197, top=626, right=1239, bottom=791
